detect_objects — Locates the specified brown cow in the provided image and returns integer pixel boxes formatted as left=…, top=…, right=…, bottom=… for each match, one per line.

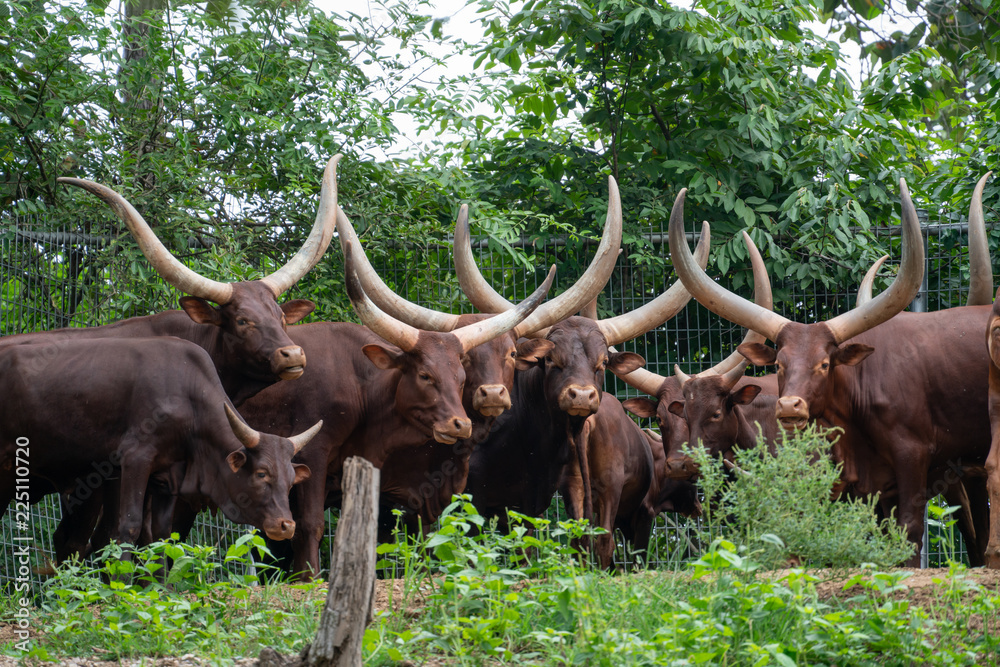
left=239, top=240, right=557, bottom=578
left=0, top=337, right=320, bottom=545
left=669, top=175, right=996, bottom=565
left=458, top=191, right=711, bottom=529
left=1, top=156, right=340, bottom=559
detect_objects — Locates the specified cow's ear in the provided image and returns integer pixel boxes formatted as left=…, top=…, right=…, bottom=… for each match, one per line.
left=729, top=384, right=762, bottom=406
left=281, top=299, right=315, bottom=325
left=180, top=296, right=223, bottom=326
left=832, top=343, right=874, bottom=367
left=608, top=351, right=645, bottom=375
left=622, top=397, right=658, bottom=419
left=226, top=449, right=248, bottom=474
left=737, top=342, right=777, bottom=366
left=292, top=463, right=311, bottom=485
left=362, top=343, right=405, bottom=370
left=515, top=339, right=554, bottom=370
left=668, top=401, right=686, bottom=417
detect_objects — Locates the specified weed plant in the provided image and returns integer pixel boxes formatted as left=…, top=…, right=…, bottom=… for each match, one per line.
left=687, top=423, right=916, bottom=569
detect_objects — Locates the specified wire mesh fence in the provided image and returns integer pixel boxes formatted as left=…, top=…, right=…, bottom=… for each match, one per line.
left=0, top=205, right=978, bottom=590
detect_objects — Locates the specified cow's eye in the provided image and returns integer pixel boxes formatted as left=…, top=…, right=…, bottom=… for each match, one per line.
left=820, top=362, right=830, bottom=371
left=419, top=371, right=432, bottom=382
left=509, top=350, right=517, bottom=359
left=237, top=318, right=248, bottom=326
left=713, top=411, right=722, bottom=420
left=256, top=471, right=267, bottom=479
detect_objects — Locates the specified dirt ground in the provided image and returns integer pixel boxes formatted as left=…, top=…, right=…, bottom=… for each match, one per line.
left=3, top=568, right=998, bottom=666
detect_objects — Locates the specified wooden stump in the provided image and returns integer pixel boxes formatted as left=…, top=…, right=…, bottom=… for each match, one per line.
left=301, top=456, right=380, bottom=667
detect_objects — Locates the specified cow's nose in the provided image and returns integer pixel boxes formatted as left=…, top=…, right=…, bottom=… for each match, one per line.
left=559, top=384, right=600, bottom=416
left=776, top=396, right=809, bottom=430
left=473, top=384, right=511, bottom=416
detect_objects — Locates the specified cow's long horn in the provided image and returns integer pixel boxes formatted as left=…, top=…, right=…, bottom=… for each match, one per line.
left=669, top=189, right=792, bottom=342
left=58, top=177, right=235, bottom=304
left=856, top=255, right=888, bottom=306
left=966, top=172, right=993, bottom=307
left=719, top=360, right=747, bottom=391
left=612, top=229, right=771, bottom=396
left=344, top=242, right=420, bottom=352
left=596, top=223, right=710, bottom=346
left=224, top=404, right=261, bottom=450
left=825, top=179, right=924, bottom=343
left=455, top=176, right=623, bottom=336
left=452, top=266, right=557, bottom=353
left=336, top=207, right=462, bottom=331
left=287, top=420, right=324, bottom=455
left=699, top=230, right=773, bottom=376
left=259, top=155, right=342, bottom=297
left=674, top=364, right=691, bottom=386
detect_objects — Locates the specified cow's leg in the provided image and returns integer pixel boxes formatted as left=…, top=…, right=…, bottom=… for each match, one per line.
left=290, top=476, right=327, bottom=581
left=594, top=491, right=620, bottom=571
left=628, top=511, right=655, bottom=568
left=115, top=446, right=155, bottom=546
left=985, top=425, right=1000, bottom=567
left=962, top=477, right=990, bottom=567
left=893, top=441, right=929, bottom=567
left=54, top=489, right=105, bottom=562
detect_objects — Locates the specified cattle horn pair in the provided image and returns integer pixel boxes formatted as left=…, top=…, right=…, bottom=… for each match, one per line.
left=337, top=176, right=624, bottom=337
left=343, top=242, right=556, bottom=353
left=616, top=229, right=771, bottom=397
left=668, top=179, right=924, bottom=345
left=856, top=172, right=991, bottom=308
left=224, top=403, right=321, bottom=454
left=57, top=154, right=342, bottom=303
left=454, top=177, right=712, bottom=343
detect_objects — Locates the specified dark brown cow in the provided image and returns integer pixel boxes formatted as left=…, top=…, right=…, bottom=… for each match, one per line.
left=238, top=241, right=556, bottom=578
left=984, top=288, right=1000, bottom=566
left=569, top=392, right=700, bottom=569
left=1, top=156, right=340, bottom=560
left=669, top=175, right=996, bottom=565
left=614, top=230, right=778, bottom=479
left=458, top=190, right=712, bottom=528
left=0, top=338, right=319, bottom=545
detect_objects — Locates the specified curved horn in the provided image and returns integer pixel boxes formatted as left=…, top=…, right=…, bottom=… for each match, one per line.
left=966, top=172, right=993, bottom=307
left=596, top=222, right=711, bottom=346
left=613, top=364, right=668, bottom=397
left=579, top=297, right=599, bottom=320
left=674, top=364, right=691, bottom=387
left=58, top=177, right=234, bottom=304
left=260, top=154, right=342, bottom=297
left=856, top=255, right=888, bottom=307
left=224, top=403, right=261, bottom=449
left=825, top=179, right=924, bottom=343
left=719, top=360, right=747, bottom=390
left=336, top=207, right=462, bottom=331
left=455, top=176, right=623, bottom=335
left=452, top=266, right=557, bottom=353
left=700, top=230, right=773, bottom=376
left=669, top=189, right=792, bottom=341
left=344, top=242, right=420, bottom=352
left=287, top=420, right=323, bottom=455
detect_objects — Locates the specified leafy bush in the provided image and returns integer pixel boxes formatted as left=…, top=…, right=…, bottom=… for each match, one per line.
left=688, top=424, right=916, bottom=568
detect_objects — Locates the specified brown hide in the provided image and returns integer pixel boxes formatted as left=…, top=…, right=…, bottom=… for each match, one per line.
left=0, top=338, right=311, bottom=546
left=985, top=297, right=1000, bottom=566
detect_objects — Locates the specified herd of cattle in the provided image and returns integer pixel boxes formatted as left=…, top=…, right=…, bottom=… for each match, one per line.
left=2, top=154, right=999, bottom=577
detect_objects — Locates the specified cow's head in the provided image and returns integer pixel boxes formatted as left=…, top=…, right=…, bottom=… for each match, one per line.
left=343, top=243, right=555, bottom=445
left=215, top=404, right=317, bottom=541
left=668, top=179, right=925, bottom=432
left=58, top=155, right=342, bottom=383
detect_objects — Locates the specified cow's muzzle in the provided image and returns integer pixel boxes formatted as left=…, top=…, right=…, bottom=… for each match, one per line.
left=274, top=345, right=307, bottom=380
left=433, top=417, right=473, bottom=444
left=472, top=384, right=511, bottom=417
left=775, top=396, right=809, bottom=431
left=263, top=517, right=296, bottom=541
left=558, top=384, right=600, bottom=417
left=665, top=455, right=699, bottom=480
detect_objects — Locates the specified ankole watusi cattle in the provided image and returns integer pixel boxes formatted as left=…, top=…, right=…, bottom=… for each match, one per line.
left=613, top=229, right=777, bottom=480
left=236, top=238, right=557, bottom=579
left=457, top=188, right=712, bottom=527
left=333, top=189, right=621, bottom=534
left=0, top=338, right=320, bottom=545
left=669, top=174, right=997, bottom=566
left=0, top=156, right=341, bottom=560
